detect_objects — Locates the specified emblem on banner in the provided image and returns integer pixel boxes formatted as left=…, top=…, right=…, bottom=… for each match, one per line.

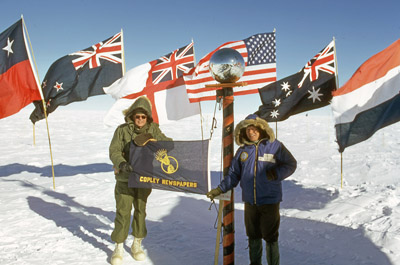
left=155, top=149, right=179, bottom=174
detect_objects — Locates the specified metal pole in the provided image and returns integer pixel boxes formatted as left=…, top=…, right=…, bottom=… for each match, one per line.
left=220, top=87, right=235, bottom=265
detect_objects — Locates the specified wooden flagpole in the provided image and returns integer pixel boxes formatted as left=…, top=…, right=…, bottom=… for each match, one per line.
left=332, top=36, right=343, bottom=188
left=22, top=15, right=56, bottom=189
left=120, top=29, right=126, bottom=76
left=214, top=202, right=224, bottom=265
left=340, top=153, right=343, bottom=188
left=191, top=38, right=205, bottom=141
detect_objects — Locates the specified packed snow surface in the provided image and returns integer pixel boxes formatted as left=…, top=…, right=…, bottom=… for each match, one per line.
left=1, top=109, right=399, bottom=264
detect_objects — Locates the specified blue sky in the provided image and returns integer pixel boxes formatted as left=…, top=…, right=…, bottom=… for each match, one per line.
left=2, top=0, right=400, bottom=115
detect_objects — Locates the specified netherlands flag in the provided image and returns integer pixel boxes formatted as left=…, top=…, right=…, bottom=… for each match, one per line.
left=331, top=39, right=400, bottom=152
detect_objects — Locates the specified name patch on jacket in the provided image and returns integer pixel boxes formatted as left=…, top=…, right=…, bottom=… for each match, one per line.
left=258, top=153, right=275, bottom=163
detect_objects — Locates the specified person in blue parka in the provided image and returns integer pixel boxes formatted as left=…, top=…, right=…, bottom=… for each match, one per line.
left=207, top=114, right=297, bottom=265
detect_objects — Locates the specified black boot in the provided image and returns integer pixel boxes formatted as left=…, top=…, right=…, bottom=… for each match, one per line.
left=249, top=238, right=262, bottom=265
left=266, top=241, right=280, bottom=265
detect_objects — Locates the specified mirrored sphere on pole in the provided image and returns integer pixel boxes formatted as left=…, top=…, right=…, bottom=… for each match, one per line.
left=209, top=48, right=245, bottom=83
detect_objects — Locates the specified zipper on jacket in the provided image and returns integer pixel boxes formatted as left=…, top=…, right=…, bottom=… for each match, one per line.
left=253, top=143, right=259, bottom=205
left=253, top=138, right=268, bottom=205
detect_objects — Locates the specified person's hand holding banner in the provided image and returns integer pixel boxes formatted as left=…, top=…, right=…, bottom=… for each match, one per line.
left=206, top=187, right=222, bottom=200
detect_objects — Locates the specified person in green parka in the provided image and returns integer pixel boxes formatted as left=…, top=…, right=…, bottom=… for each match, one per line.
left=109, top=96, right=171, bottom=265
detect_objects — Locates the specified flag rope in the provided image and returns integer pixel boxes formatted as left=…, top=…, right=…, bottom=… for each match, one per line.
left=22, top=16, right=56, bottom=190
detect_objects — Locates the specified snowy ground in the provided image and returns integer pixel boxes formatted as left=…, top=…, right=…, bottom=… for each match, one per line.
left=0, top=108, right=399, bottom=265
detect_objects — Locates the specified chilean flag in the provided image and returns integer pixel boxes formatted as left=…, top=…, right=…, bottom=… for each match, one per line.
left=0, top=19, right=41, bottom=119
left=331, top=39, right=400, bottom=152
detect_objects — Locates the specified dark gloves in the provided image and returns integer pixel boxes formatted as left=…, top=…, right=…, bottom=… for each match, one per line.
left=206, top=187, right=223, bottom=200
left=267, top=168, right=277, bottom=181
left=119, top=162, right=133, bottom=173
left=134, top=133, right=155, bottom=146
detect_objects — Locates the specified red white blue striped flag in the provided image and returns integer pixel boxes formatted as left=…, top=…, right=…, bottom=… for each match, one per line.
left=332, top=39, right=400, bottom=152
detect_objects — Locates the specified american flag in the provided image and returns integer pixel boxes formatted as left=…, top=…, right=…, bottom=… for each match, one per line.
left=184, top=32, right=276, bottom=102
left=70, top=32, right=122, bottom=70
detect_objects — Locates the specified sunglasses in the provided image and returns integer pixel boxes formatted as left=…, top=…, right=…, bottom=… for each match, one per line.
left=135, top=114, right=147, bottom=120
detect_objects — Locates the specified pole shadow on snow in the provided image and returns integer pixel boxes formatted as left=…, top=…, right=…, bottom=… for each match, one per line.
left=179, top=171, right=391, bottom=265
left=279, top=217, right=392, bottom=265
left=3, top=179, right=116, bottom=259
left=210, top=171, right=340, bottom=211
left=0, top=162, right=113, bottom=177
left=28, top=196, right=115, bottom=256
left=140, top=195, right=392, bottom=265
left=7, top=173, right=392, bottom=265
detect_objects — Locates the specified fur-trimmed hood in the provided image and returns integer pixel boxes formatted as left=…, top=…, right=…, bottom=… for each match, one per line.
left=234, top=114, right=275, bottom=146
left=122, top=96, right=153, bottom=123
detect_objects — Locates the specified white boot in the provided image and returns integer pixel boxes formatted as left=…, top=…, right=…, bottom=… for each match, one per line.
left=111, top=243, right=124, bottom=265
left=131, top=237, right=146, bottom=261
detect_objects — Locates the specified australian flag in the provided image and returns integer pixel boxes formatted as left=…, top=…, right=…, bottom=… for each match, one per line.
left=29, top=32, right=123, bottom=123
left=256, top=40, right=337, bottom=122
left=128, top=140, right=210, bottom=194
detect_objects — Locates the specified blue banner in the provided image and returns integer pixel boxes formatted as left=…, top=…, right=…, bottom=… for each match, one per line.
left=128, top=140, right=210, bottom=194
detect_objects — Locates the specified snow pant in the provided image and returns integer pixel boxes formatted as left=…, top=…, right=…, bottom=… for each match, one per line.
left=245, top=202, right=280, bottom=265
left=111, top=181, right=152, bottom=243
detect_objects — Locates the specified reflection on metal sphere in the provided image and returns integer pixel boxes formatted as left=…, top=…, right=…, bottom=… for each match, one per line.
left=209, top=48, right=245, bottom=83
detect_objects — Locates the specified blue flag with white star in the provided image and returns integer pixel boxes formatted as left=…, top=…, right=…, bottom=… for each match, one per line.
left=256, top=40, right=337, bottom=122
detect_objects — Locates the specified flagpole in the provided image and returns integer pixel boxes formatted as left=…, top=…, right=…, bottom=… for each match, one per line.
left=22, top=15, right=40, bottom=147
left=340, top=152, right=343, bottom=188
left=333, top=36, right=343, bottom=188
left=22, top=15, right=56, bottom=190
left=214, top=201, right=224, bottom=265
left=274, top=28, right=277, bottom=139
left=191, top=38, right=205, bottom=140
left=121, top=29, right=126, bottom=76
left=220, top=87, right=235, bottom=265
left=333, top=37, right=340, bottom=92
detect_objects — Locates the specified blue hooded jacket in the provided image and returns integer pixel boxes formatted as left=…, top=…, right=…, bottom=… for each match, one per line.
left=219, top=114, right=297, bottom=205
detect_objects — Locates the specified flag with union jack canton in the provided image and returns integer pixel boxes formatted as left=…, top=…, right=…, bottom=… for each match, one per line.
left=103, top=42, right=199, bottom=126
left=256, top=40, right=337, bottom=122
left=184, top=32, right=276, bottom=102
left=151, top=43, right=194, bottom=84
left=29, top=32, right=123, bottom=123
